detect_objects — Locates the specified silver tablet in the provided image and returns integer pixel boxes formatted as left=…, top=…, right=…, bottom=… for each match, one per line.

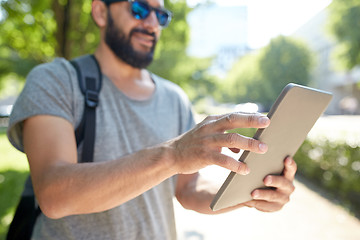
left=210, top=83, right=332, bottom=211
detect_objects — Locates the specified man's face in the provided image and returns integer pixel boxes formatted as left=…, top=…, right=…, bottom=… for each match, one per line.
left=104, top=0, right=163, bottom=69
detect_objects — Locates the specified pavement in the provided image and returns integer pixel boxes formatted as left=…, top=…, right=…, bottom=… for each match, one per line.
left=174, top=167, right=360, bottom=240
left=174, top=115, right=360, bottom=240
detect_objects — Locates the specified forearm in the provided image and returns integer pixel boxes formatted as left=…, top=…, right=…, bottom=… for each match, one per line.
left=33, top=145, right=175, bottom=219
left=26, top=112, right=273, bottom=218
left=176, top=174, right=245, bottom=215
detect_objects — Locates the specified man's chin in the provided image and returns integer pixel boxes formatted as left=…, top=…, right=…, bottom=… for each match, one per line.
left=120, top=53, right=154, bottom=69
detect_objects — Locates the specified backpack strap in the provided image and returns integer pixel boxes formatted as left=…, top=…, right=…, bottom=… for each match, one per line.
left=6, top=55, right=103, bottom=240
left=70, top=54, right=102, bottom=163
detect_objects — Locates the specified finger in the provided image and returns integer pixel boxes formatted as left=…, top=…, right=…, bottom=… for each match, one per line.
left=201, top=114, right=224, bottom=123
left=252, top=189, right=290, bottom=205
left=209, top=133, right=268, bottom=154
left=212, top=154, right=250, bottom=175
left=245, top=200, right=284, bottom=212
left=213, top=113, right=270, bottom=132
left=283, top=157, right=297, bottom=181
left=263, top=175, right=295, bottom=195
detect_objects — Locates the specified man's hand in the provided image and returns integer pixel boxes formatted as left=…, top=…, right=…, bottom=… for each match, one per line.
left=170, top=112, right=270, bottom=175
left=244, top=157, right=297, bottom=212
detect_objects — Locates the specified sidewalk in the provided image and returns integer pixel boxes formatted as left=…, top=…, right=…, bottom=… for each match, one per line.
left=174, top=166, right=360, bottom=240
left=174, top=115, right=360, bottom=240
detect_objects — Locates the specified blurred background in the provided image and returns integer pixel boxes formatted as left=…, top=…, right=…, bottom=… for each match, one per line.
left=0, top=0, right=359, bottom=239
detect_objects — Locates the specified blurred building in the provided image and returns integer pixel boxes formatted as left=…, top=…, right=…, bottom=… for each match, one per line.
left=187, top=3, right=250, bottom=76
left=293, top=8, right=360, bottom=115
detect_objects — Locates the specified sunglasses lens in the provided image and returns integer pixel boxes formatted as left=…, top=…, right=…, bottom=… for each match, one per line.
left=131, top=1, right=171, bottom=27
left=155, top=10, right=169, bottom=27
left=131, top=2, right=150, bottom=20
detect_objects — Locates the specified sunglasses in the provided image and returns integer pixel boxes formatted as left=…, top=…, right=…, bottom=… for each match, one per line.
left=104, top=0, right=173, bottom=27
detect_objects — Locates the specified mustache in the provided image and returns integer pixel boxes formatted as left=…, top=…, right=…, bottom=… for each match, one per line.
left=130, top=28, right=157, bottom=42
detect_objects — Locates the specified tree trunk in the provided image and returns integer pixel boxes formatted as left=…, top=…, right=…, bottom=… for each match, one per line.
left=52, top=0, right=71, bottom=59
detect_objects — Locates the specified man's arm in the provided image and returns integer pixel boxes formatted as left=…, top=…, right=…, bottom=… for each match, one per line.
left=24, top=112, right=270, bottom=219
left=24, top=115, right=176, bottom=219
left=175, top=157, right=297, bottom=214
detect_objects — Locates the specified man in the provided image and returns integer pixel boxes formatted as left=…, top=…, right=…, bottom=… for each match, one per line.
left=7, top=0, right=297, bottom=239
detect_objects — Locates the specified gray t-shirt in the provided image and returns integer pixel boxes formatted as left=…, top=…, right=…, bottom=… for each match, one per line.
left=8, top=58, right=195, bottom=240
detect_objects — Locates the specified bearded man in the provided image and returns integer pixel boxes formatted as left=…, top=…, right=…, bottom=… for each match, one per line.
left=7, top=1, right=297, bottom=239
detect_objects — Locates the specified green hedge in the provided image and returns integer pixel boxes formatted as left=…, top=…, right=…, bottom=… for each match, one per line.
left=233, top=127, right=360, bottom=217
left=294, top=139, right=360, bottom=217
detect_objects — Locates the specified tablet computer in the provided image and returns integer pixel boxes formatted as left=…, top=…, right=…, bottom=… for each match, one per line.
left=210, top=83, right=332, bottom=211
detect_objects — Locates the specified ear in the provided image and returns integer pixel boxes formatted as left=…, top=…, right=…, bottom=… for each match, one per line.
left=92, top=0, right=108, bottom=28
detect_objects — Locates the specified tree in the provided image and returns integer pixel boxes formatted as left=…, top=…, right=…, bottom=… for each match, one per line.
left=327, top=0, right=360, bottom=70
left=222, top=36, right=313, bottom=110
left=257, top=36, right=313, bottom=108
left=0, top=0, right=98, bottom=88
left=0, top=0, right=211, bottom=96
left=148, top=0, right=193, bottom=89
left=218, top=51, right=261, bottom=104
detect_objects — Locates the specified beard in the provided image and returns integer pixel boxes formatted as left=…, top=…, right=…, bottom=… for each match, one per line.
left=105, top=11, right=157, bottom=69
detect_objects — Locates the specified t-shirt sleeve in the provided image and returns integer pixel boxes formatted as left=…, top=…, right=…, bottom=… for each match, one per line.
left=7, top=58, right=77, bottom=152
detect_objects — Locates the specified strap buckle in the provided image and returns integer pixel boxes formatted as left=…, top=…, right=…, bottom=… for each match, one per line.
left=85, top=90, right=99, bottom=108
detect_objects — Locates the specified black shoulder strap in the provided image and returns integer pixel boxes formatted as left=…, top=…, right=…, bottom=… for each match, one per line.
left=6, top=55, right=103, bottom=240
left=70, top=54, right=102, bottom=163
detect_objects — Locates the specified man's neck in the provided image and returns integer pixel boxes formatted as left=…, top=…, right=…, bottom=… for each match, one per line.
left=94, top=43, right=155, bottom=101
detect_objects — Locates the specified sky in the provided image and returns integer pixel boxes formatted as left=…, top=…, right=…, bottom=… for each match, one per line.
left=187, top=0, right=332, bottom=49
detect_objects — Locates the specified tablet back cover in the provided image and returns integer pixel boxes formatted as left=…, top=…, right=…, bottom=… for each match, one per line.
left=210, top=83, right=332, bottom=211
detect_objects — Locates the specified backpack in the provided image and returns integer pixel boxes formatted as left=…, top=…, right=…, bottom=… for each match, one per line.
left=6, top=54, right=102, bottom=240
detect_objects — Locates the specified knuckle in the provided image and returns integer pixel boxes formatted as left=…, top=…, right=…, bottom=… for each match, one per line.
left=226, top=113, right=237, bottom=124
left=204, top=115, right=214, bottom=122
left=247, top=114, right=257, bottom=125
left=198, top=122, right=211, bottom=132
left=236, top=162, right=246, bottom=174
left=226, top=133, right=238, bottom=147
left=246, top=138, right=257, bottom=150
left=289, top=184, right=295, bottom=194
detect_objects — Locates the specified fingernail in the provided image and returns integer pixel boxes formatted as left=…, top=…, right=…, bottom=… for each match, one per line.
left=252, top=190, right=260, bottom=199
left=265, top=176, right=272, bottom=185
left=244, top=166, right=250, bottom=175
left=259, top=143, right=268, bottom=153
left=241, top=165, right=250, bottom=175
left=259, top=117, right=269, bottom=125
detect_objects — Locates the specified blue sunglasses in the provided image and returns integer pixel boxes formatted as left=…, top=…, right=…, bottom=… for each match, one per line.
left=103, top=0, right=173, bottom=27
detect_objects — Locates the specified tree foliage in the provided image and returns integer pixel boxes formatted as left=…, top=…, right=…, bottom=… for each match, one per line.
left=0, top=0, right=211, bottom=95
left=221, top=36, right=313, bottom=109
left=327, top=0, right=360, bottom=70
left=148, top=0, right=193, bottom=88
left=0, top=0, right=99, bottom=86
